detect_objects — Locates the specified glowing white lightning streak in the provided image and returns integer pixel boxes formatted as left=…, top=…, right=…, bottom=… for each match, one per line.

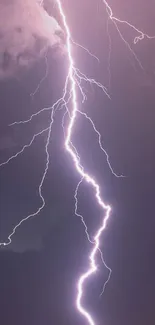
left=56, top=1, right=111, bottom=325
left=57, top=2, right=155, bottom=323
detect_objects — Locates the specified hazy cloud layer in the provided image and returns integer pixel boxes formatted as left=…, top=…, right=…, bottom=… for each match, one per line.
left=0, top=0, right=64, bottom=78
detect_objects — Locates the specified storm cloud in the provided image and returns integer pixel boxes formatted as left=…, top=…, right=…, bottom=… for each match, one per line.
left=0, top=0, right=64, bottom=78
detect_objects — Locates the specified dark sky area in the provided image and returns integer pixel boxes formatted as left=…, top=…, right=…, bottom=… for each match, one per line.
left=0, top=1, right=155, bottom=324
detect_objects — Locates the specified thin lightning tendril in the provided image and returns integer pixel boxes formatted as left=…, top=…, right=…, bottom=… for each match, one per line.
left=0, top=127, right=49, bottom=169
left=0, top=1, right=154, bottom=324
left=30, top=52, right=49, bottom=99
left=0, top=99, right=59, bottom=246
left=102, top=0, right=155, bottom=70
left=77, top=109, right=124, bottom=178
left=103, top=0, right=155, bottom=44
left=71, top=39, right=100, bottom=63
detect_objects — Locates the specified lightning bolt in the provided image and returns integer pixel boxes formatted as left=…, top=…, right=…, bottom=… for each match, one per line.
left=0, top=1, right=154, bottom=325
left=55, top=3, right=111, bottom=324
left=55, top=2, right=155, bottom=324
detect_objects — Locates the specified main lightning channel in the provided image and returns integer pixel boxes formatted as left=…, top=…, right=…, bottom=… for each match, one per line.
left=56, top=1, right=111, bottom=325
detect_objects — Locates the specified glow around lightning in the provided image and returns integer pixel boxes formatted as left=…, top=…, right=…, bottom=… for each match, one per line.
left=0, top=1, right=155, bottom=325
